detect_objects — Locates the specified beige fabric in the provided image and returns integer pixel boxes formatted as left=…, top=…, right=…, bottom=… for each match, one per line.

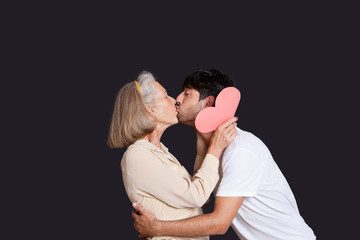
left=193, top=155, right=206, bottom=175
left=121, top=139, right=220, bottom=240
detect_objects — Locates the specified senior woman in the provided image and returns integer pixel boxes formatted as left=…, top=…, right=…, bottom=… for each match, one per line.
left=108, top=71, right=237, bottom=240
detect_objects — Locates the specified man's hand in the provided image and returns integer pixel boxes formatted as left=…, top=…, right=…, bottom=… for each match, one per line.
left=132, top=203, right=159, bottom=238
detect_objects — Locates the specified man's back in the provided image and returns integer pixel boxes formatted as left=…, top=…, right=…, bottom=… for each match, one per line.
left=216, top=128, right=316, bottom=240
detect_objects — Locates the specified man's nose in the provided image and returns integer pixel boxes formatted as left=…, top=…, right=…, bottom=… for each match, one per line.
left=175, top=93, right=183, bottom=104
left=175, top=96, right=182, bottom=106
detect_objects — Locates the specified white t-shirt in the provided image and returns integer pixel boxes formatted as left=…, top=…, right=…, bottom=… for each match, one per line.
left=215, top=128, right=316, bottom=240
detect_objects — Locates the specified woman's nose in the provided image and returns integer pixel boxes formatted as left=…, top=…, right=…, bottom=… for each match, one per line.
left=169, top=96, right=176, bottom=104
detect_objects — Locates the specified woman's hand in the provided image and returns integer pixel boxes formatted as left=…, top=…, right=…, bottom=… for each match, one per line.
left=207, top=117, right=238, bottom=159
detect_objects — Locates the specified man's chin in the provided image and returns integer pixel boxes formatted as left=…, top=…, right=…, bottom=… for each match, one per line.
left=178, top=119, right=195, bottom=127
left=176, top=114, right=194, bottom=126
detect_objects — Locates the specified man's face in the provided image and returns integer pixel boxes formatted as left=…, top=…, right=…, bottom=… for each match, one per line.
left=175, top=88, right=207, bottom=126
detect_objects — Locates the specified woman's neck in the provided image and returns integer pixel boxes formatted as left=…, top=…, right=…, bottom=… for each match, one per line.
left=144, top=125, right=166, bottom=149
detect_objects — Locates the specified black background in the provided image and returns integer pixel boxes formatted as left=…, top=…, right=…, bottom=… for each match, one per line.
left=6, top=2, right=358, bottom=240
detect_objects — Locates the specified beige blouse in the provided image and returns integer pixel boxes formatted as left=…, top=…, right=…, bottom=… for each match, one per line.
left=121, top=139, right=219, bottom=240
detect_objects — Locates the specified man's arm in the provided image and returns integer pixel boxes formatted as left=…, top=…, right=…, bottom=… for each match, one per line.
left=132, top=196, right=244, bottom=238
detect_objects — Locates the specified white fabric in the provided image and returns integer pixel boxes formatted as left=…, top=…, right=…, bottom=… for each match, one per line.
left=215, top=128, right=316, bottom=240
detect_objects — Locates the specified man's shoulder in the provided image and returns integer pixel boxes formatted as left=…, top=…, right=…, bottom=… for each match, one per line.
left=224, top=128, right=268, bottom=158
left=227, top=128, right=261, bottom=148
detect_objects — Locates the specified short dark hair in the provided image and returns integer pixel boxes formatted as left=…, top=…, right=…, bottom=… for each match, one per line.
left=182, top=69, right=235, bottom=100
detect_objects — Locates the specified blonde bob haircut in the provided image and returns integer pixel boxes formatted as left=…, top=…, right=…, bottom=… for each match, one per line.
left=108, top=71, right=157, bottom=148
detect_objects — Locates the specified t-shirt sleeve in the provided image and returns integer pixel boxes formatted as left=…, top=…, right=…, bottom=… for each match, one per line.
left=216, top=148, right=266, bottom=197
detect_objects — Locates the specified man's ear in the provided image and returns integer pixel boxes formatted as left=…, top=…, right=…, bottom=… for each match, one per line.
left=204, top=96, right=215, bottom=107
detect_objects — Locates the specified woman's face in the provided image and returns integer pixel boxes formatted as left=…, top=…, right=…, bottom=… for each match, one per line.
left=149, top=81, right=178, bottom=126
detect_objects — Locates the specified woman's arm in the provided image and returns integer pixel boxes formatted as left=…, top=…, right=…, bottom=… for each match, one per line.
left=194, top=117, right=237, bottom=175
left=124, top=149, right=220, bottom=208
left=123, top=118, right=237, bottom=209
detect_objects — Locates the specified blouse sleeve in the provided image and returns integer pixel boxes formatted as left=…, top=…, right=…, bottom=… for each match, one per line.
left=193, top=155, right=206, bottom=175
left=122, top=148, right=219, bottom=209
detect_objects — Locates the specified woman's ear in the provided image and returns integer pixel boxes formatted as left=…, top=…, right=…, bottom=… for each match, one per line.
left=145, top=104, right=155, bottom=114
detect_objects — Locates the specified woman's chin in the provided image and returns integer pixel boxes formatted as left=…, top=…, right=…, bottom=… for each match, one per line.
left=170, top=119, right=179, bottom=126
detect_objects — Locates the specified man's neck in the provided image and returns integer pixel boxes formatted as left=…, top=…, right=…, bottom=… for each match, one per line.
left=196, top=131, right=213, bottom=146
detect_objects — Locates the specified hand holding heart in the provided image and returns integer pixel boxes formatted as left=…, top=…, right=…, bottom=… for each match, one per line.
left=195, top=87, right=241, bottom=133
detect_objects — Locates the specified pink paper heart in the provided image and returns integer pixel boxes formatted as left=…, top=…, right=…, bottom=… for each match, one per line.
left=195, top=87, right=241, bottom=133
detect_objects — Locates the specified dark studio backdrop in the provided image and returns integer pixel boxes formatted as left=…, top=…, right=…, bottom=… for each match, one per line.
left=8, top=2, right=358, bottom=240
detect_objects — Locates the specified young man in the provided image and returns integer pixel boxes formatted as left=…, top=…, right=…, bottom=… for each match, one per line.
left=132, top=69, right=316, bottom=239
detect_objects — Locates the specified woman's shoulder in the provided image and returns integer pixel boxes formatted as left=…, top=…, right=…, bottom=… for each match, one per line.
left=124, top=143, right=151, bottom=158
left=123, top=139, right=159, bottom=162
left=121, top=146, right=151, bottom=172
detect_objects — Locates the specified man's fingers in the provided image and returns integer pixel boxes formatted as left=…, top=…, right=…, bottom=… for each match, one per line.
left=133, top=202, right=142, bottom=211
left=133, top=202, right=144, bottom=215
left=132, top=209, right=140, bottom=219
